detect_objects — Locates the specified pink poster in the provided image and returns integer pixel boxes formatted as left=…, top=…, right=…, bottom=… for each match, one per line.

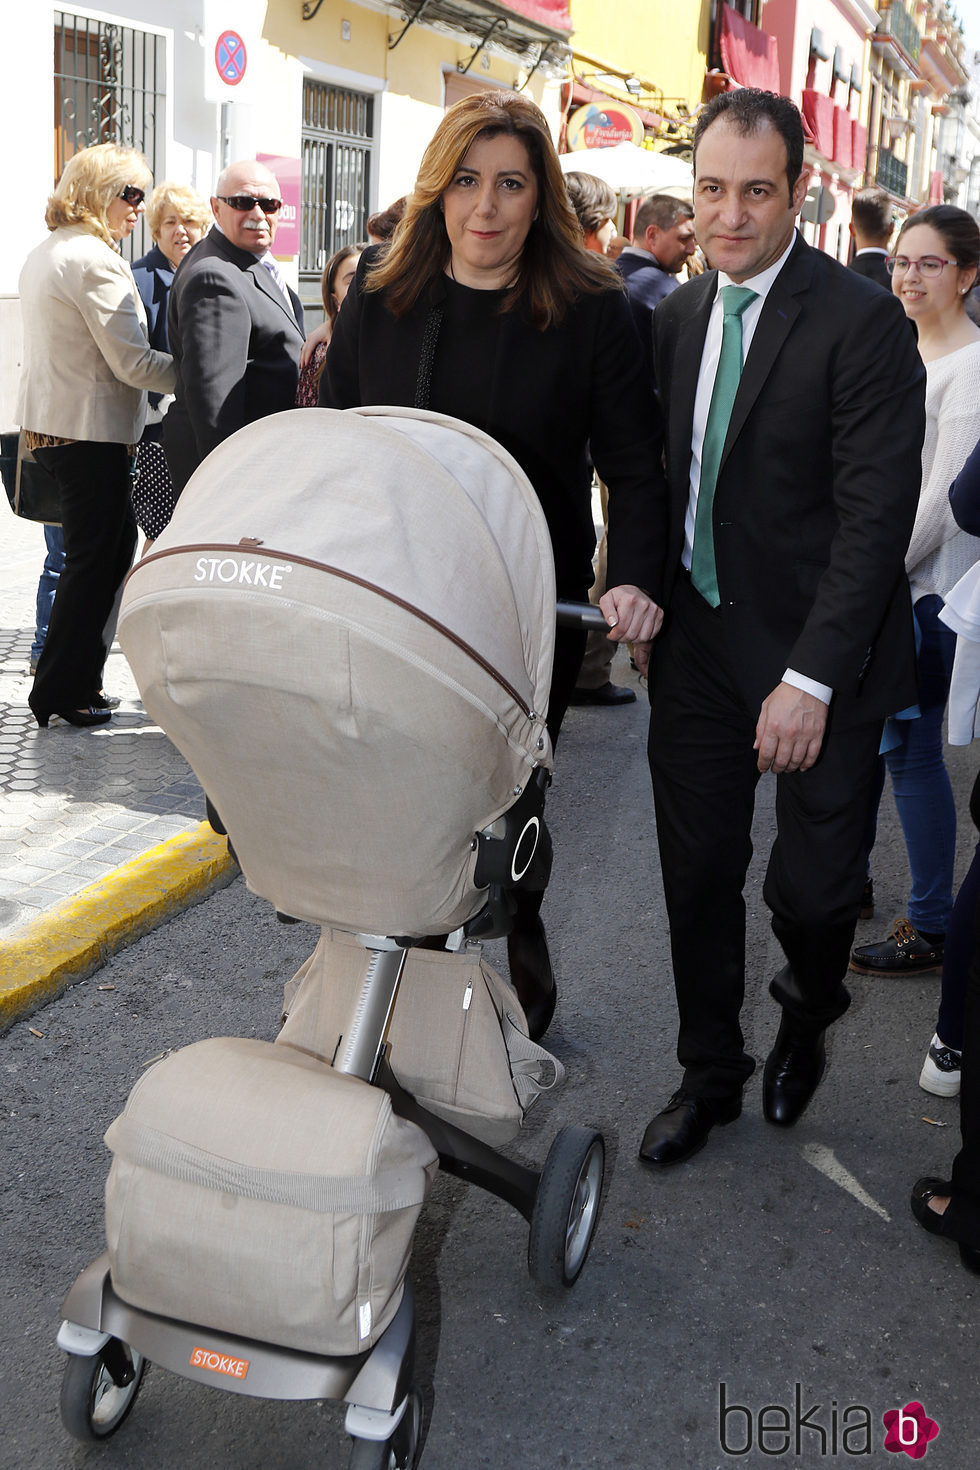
left=257, top=152, right=301, bottom=258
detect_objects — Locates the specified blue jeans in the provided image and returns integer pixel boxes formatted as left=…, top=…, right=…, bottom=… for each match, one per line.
left=881, top=594, right=957, bottom=934
left=31, top=524, right=66, bottom=665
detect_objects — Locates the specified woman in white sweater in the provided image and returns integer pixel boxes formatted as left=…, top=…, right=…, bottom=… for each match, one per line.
left=852, top=206, right=980, bottom=983
left=18, top=143, right=175, bottom=728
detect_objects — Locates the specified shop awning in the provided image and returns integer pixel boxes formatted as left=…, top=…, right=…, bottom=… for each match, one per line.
left=379, top=0, right=572, bottom=77
left=719, top=3, right=780, bottom=93
left=498, top=0, right=570, bottom=30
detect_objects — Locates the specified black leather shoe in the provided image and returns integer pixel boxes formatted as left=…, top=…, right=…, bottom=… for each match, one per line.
left=638, top=1089, right=741, bottom=1166
left=911, top=1177, right=980, bottom=1275
left=762, top=1019, right=826, bottom=1127
left=568, top=681, right=637, bottom=707
left=507, top=916, right=557, bottom=1043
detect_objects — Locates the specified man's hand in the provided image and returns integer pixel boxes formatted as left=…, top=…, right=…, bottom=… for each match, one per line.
left=754, top=682, right=827, bottom=774
left=598, top=585, right=663, bottom=679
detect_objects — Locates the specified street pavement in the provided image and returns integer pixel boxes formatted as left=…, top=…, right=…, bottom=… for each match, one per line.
left=0, top=512, right=235, bottom=1027
left=2, top=606, right=980, bottom=1468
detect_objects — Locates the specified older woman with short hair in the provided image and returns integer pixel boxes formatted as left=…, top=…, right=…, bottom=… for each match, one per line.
left=320, top=91, right=666, bottom=1038
left=18, top=142, right=175, bottom=728
left=131, top=181, right=210, bottom=546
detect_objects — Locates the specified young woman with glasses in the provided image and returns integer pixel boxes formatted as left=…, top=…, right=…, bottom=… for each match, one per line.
left=851, top=207, right=980, bottom=1022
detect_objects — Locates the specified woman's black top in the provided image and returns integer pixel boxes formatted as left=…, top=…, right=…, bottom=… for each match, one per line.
left=319, top=248, right=666, bottom=600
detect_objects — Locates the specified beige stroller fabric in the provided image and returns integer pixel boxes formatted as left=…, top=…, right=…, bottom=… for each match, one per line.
left=279, top=930, right=565, bottom=1147
left=104, top=1037, right=438, bottom=1356
left=118, top=407, right=555, bottom=935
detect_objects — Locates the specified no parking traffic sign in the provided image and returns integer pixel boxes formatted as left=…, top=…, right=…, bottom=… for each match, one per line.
left=215, top=30, right=247, bottom=87
left=202, top=3, right=260, bottom=103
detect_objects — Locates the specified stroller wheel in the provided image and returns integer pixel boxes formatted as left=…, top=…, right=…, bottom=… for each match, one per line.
left=348, top=1388, right=423, bottom=1470
left=528, top=1125, right=605, bottom=1288
left=60, top=1339, right=145, bottom=1442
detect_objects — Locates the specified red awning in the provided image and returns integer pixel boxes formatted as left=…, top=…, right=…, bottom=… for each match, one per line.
left=499, top=0, right=571, bottom=31
left=801, top=89, right=835, bottom=160
left=719, top=3, right=780, bottom=93
left=851, top=119, right=868, bottom=173
left=833, top=107, right=853, bottom=169
left=929, top=169, right=945, bottom=204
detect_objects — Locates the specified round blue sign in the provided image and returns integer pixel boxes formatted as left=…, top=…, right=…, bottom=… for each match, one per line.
left=215, top=30, right=247, bottom=87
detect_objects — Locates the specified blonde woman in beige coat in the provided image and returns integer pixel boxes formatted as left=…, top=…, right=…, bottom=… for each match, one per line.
left=18, top=143, right=175, bottom=728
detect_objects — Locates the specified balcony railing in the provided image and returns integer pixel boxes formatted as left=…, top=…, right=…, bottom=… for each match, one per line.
left=877, top=4, right=921, bottom=64
left=876, top=148, right=909, bottom=197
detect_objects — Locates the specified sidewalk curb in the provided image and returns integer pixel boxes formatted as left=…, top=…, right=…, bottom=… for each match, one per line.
left=0, top=822, right=237, bottom=1032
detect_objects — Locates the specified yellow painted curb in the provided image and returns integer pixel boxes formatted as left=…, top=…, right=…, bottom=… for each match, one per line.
left=0, top=821, right=237, bottom=1031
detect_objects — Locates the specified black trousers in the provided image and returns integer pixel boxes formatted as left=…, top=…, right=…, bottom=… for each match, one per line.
left=648, top=575, right=883, bottom=1104
left=30, top=441, right=137, bottom=713
left=946, top=770, right=980, bottom=1246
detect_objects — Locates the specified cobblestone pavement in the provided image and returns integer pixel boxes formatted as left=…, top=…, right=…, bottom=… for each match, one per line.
left=0, top=512, right=206, bottom=938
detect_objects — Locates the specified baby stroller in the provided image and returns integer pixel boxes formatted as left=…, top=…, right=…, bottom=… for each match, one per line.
left=56, top=407, right=606, bottom=1467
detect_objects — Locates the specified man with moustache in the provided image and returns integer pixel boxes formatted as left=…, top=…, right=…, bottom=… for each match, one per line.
left=164, top=159, right=305, bottom=495
left=635, top=89, right=925, bottom=1166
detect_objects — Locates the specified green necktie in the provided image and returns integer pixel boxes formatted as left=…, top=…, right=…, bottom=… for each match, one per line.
left=691, top=285, right=758, bottom=607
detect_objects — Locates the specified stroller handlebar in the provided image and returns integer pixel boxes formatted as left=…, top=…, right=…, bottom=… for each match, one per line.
left=555, top=600, right=611, bottom=632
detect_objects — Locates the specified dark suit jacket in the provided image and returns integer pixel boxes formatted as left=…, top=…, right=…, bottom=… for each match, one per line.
left=319, top=250, right=666, bottom=598
left=132, top=245, right=175, bottom=427
left=651, top=233, right=925, bottom=723
left=163, top=229, right=305, bottom=493
left=616, top=251, right=678, bottom=382
left=848, top=249, right=891, bottom=291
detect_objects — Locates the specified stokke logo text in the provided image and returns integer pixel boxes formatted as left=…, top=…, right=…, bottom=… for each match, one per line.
left=189, top=1347, right=250, bottom=1379
left=193, top=556, right=292, bottom=589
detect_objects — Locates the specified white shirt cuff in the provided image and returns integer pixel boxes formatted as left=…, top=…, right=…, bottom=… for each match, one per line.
left=783, top=669, right=833, bottom=705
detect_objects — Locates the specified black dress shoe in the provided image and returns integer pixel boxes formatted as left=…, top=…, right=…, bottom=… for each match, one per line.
left=911, top=1177, right=980, bottom=1276
left=507, top=916, right=557, bottom=1044
left=762, top=1018, right=826, bottom=1127
left=568, top=681, right=637, bottom=707
left=638, top=1089, right=741, bottom=1166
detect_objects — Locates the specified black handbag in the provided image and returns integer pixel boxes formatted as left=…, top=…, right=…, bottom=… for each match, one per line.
left=0, top=430, right=62, bottom=524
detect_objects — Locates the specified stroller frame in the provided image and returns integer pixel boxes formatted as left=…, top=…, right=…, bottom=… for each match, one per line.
left=58, top=929, right=605, bottom=1466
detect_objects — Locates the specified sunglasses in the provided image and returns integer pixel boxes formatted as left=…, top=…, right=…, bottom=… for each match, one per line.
left=217, top=195, right=283, bottom=214
left=118, top=186, right=146, bottom=207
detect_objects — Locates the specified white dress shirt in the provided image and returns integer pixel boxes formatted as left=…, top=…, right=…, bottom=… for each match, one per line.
left=685, top=232, right=832, bottom=705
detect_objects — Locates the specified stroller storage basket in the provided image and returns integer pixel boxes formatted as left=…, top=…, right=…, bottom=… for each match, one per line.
left=104, top=1038, right=438, bottom=1357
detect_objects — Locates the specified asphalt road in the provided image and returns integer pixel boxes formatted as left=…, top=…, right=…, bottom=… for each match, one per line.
left=3, top=683, right=978, bottom=1469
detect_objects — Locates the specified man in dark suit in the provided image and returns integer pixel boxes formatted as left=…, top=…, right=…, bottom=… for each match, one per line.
left=636, top=88, right=925, bottom=1166
left=847, top=187, right=893, bottom=291
left=616, top=196, right=697, bottom=380
left=164, top=160, right=305, bottom=495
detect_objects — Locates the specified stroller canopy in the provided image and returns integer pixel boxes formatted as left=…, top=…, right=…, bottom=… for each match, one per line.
left=118, top=407, right=556, bottom=935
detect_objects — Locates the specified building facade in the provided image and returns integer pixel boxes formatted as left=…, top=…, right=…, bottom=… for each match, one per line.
left=1, top=0, right=573, bottom=424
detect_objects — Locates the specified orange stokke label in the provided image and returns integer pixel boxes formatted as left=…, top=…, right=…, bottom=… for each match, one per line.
left=189, top=1346, right=250, bottom=1379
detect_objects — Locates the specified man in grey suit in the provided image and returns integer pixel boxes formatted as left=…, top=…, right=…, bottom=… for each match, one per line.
left=164, top=160, right=305, bottom=495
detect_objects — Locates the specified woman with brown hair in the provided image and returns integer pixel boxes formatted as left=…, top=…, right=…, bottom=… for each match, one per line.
left=852, top=206, right=980, bottom=994
left=319, top=91, right=666, bottom=1038
left=295, top=242, right=365, bottom=405
left=18, top=142, right=175, bottom=728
